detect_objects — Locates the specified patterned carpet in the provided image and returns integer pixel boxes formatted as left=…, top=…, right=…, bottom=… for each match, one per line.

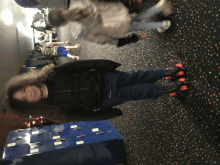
left=58, top=0, right=220, bottom=164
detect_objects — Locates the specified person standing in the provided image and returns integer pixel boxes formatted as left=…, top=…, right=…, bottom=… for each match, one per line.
left=5, top=60, right=187, bottom=122
left=47, top=0, right=173, bottom=47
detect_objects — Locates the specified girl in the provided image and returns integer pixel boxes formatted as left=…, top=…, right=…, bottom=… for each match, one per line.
left=35, top=43, right=80, bottom=60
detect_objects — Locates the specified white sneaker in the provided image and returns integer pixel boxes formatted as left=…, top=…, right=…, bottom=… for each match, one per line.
left=157, top=20, right=171, bottom=33
left=156, top=0, right=173, bottom=17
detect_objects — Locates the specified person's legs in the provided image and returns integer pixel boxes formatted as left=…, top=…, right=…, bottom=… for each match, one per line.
left=50, top=41, right=70, bottom=46
left=132, top=0, right=173, bottom=22
left=132, top=5, right=160, bottom=22
left=128, top=20, right=170, bottom=32
left=64, top=44, right=81, bottom=49
left=113, top=68, right=165, bottom=88
left=100, top=83, right=163, bottom=108
left=100, top=69, right=164, bottom=108
left=67, top=54, right=80, bottom=60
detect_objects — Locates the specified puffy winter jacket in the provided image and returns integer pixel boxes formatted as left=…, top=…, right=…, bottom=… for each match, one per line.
left=45, top=59, right=123, bottom=121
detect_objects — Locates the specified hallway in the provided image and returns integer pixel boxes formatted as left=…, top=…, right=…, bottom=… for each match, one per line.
left=0, top=0, right=219, bottom=164
left=58, top=0, right=220, bottom=164
left=0, top=0, right=38, bottom=159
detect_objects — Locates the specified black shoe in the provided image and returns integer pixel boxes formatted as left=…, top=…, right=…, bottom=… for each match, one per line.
left=164, top=63, right=185, bottom=80
left=162, top=79, right=187, bottom=94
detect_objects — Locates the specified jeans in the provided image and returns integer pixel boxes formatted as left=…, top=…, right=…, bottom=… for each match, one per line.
left=100, top=68, right=165, bottom=108
left=128, top=5, right=163, bottom=32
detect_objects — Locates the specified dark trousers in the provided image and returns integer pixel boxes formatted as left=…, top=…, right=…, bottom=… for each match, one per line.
left=100, top=68, right=165, bottom=108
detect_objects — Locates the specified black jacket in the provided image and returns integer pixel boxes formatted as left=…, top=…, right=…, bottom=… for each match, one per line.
left=46, top=59, right=124, bottom=122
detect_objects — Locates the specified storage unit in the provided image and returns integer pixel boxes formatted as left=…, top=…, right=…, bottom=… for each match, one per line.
left=26, top=59, right=55, bottom=67
left=1, top=120, right=124, bottom=165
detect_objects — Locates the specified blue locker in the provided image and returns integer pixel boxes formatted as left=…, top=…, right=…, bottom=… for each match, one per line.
left=53, top=137, right=74, bottom=150
left=6, top=136, right=30, bottom=146
left=29, top=141, right=54, bottom=154
left=0, top=159, right=13, bottom=165
left=50, top=144, right=97, bottom=165
left=22, top=152, right=51, bottom=165
left=87, top=120, right=112, bottom=132
left=91, top=142, right=117, bottom=165
left=50, top=123, right=71, bottom=132
left=31, top=126, right=52, bottom=143
left=100, top=120, right=125, bottom=164
left=93, top=129, right=118, bottom=142
left=2, top=144, right=29, bottom=159
left=71, top=134, right=97, bottom=146
left=14, top=141, right=53, bottom=165
left=51, top=129, right=70, bottom=140
left=69, top=122, right=93, bottom=137
left=2, top=120, right=124, bottom=165
left=7, top=129, right=31, bottom=142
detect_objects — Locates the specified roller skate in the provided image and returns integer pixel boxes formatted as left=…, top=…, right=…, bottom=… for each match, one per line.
left=162, top=78, right=188, bottom=97
left=164, top=63, right=186, bottom=81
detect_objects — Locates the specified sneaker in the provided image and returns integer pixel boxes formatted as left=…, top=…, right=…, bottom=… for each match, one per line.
left=75, top=56, right=80, bottom=60
left=157, top=20, right=171, bottom=33
left=156, top=0, right=173, bottom=17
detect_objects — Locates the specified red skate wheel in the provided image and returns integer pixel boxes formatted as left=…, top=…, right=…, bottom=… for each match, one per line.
left=169, top=92, right=176, bottom=96
left=181, top=85, right=188, bottom=91
left=177, top=71, right=184, bottom=76
left=166, top=76, right=172, bottom=79
left=179, top=78, right=185, bottom=82
left=176, top=63, right=183, bottom=67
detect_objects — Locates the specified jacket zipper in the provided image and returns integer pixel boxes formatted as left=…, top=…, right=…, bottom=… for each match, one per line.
left=54, top=87, right=99, bottom=93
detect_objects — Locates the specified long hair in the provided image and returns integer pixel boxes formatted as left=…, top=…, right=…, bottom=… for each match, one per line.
left=5, top=64, right=65, bottom=122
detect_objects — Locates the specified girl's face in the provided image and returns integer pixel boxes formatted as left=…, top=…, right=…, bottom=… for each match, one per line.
left=13, top=85, right=45, bottom=103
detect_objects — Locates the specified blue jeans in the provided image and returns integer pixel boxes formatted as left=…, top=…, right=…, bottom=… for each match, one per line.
left=128, top=5, right=163, bottom=32
left=100, top=68, right=165, bottom=108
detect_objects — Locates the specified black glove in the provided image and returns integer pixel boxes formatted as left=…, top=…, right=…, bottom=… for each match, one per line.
left=117, top=34, right=139, bottom=47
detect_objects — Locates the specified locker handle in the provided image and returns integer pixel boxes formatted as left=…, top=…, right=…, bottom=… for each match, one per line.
left=74, top=127, right=82, bottom=130
left=16, top=129, right=24, bottom=132
left=35, top=142, right=44, bottom=146
left=14, top=136, right=22, bottom=140
left=96, top=131, right=104, bottom=135
left=55, top=130, right=63, bottom=133
left=57, top=138, right=65, bottom=141
left=77, top=134, right=86, bottom=138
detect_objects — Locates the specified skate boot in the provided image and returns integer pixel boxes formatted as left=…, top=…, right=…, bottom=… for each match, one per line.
left=165, top=63, right=185, bottom=81
left=156, top=0, right=173, bottom=17
left=162, top=78, right=188, bottom=96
